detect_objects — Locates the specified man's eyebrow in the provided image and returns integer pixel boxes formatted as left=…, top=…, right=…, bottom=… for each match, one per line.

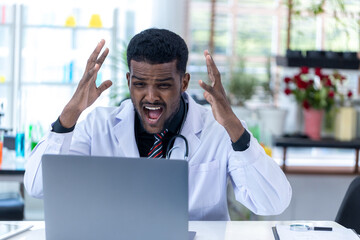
left=132, top=75, right=173, bottom=82
left=155, top=77, right=173, bottom=82
left=132, top=75, right=146, bottom=81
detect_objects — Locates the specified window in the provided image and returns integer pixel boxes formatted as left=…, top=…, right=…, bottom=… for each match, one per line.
left=187, top=0, right=360, bottom=102
left=188, top=0, right=281, bottom=98
left=187, top=0, right=360, bottom=168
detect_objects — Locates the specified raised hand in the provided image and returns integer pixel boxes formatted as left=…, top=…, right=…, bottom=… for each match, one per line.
left=198, top=50, right=244, bottom=142
left=59, top=39, right=112, bottom=128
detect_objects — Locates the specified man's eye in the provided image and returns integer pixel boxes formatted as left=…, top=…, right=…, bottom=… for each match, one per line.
left=133, top=82, right=145, bottom=87
left=158, top=84, right=171, bottom=89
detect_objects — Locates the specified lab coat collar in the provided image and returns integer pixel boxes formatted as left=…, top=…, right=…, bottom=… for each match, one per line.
left=170, top=92, right=203, bottom=161
left=182, top=92, right=203, bottom=136
left=113, top=100, right=140, bottom=158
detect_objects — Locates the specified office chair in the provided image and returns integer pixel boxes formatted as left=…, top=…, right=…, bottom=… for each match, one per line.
left=0, top=135, right=25, bottom=220
left=335, top=176, right=360, bottom=234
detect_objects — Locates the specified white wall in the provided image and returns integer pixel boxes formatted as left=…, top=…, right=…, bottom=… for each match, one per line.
left=269, top=174, right=356, bottom=221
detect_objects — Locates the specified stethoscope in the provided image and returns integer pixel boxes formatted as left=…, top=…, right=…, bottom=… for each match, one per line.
left=165, top=95, right=189, bottom=160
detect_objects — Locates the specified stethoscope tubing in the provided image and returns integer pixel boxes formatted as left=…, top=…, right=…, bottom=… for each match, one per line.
left=165, top=134, right=189, bottom=160
left=165, top=95, right=189, bottom=160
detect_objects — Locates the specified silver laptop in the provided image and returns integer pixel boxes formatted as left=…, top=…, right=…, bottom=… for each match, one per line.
left=42, top=154, right=194, bottom=240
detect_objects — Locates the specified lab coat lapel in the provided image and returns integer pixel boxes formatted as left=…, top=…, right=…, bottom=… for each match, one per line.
left=112, top=101, right=140, bottom=158
left=170, top=94, right=202, bottom=161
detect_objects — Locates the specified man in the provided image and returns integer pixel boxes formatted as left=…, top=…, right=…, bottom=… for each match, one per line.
left=24, top=28, right=291, bottom=220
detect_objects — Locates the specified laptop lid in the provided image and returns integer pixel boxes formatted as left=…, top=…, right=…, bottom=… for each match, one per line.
left=42, top=154, right=189, bottom=240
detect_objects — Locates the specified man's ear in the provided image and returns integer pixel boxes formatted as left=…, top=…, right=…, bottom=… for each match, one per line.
left=181, top=73, right=190, bottom=92
left=126, top=72, right=130, bottom=88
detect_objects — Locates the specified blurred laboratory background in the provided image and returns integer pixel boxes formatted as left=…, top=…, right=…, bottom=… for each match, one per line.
left=0, top=0, right=359, bottom=222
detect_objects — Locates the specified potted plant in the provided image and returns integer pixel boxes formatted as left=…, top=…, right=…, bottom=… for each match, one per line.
left=283, top=66, right=352, bottom=140
left=228, top=62, right=257, bottom=107
left=227, top=61, right=259, bottom=138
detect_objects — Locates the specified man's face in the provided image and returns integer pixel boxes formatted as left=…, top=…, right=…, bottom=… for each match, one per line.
left=127, top=60, right=189, bottom=134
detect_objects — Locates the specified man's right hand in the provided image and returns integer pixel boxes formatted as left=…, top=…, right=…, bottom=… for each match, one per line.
left=59, top=39, right=112, bottom=128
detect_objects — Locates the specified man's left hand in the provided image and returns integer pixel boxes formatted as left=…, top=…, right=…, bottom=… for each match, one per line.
left=198, top=50, right=245, bottom=142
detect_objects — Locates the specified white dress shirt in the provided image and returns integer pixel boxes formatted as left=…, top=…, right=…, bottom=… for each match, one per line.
left=24, top=92, right=292, bottom=220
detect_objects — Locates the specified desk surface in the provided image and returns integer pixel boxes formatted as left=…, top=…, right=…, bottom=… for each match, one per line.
left=5, top=221, right=343, bottom=240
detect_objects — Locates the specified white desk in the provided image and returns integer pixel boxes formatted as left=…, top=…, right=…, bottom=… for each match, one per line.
left=5, top=220, right=343, bottom=240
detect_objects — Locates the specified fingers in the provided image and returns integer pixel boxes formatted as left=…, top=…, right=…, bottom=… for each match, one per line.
left=198, top=79, right=213, bottom=105
left=82, top=40, right=109, bottom=84
left=96, top=47, right=109, bottom=68
left=97, top=80, right=113, bottom=94
left=85, top=39, right=106, bottom=72
left=204, top=50, right=221, bottom=87
left=203, top=91, right=213, bottom=105
left=84, top=63, right=100, bottom=82
left=200, top=52, right=228, bottom=103
left=198, top=79, right=213, bottom=94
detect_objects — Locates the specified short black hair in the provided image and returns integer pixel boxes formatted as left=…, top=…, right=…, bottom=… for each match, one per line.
left=127, top=28, right=189, bottom=74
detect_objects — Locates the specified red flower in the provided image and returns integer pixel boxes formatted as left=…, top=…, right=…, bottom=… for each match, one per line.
left=302, top=100, right=310, bottom=109
left=284, top=67, right=351, bottom=110
left=284, top=88, right=292, bottom=95
left=325, top=79, right=332, bottom=87
left=321, top=75, right=329, bottom=82
left=315, top=67, right=322, bottom=76
left=300, top=66, right=309, bottom=74
left=294, top=74, right=301, bottom=82
left=284, top=77, right=291, bottom=84
left=296, top=79, right=307, bottom=89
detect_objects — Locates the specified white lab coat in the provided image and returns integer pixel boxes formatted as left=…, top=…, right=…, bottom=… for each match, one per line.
left=24, top=92, right=292, bottom=220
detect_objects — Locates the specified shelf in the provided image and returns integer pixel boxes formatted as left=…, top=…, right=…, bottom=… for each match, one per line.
left=21, top=82, right=78, bottom=86
left=275, top=137, right=360, bottom=149
left=276, top=55, right=360, bottom=70
left=283, top=166, right=358, bottom=175
left=0, top=82, right=12, bottom=86
left=275, top=137, right=360, bottom=174
left=24, top=25, right=112, bottom=31
left=0, top=23, right=13, bottom=27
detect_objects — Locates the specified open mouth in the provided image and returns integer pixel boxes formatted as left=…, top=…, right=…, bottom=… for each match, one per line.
left=143, top=106, right=164, bottom=123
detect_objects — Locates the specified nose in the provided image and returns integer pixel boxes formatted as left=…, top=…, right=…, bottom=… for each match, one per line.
left=144, top=86, right=160, bottom=103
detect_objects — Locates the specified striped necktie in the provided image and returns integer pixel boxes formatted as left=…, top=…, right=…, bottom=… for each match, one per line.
left=147, top=129, right=168, bottom=158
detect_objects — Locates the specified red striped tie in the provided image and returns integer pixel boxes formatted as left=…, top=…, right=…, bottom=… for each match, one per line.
left=147, top=129, right=168, bottom=158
